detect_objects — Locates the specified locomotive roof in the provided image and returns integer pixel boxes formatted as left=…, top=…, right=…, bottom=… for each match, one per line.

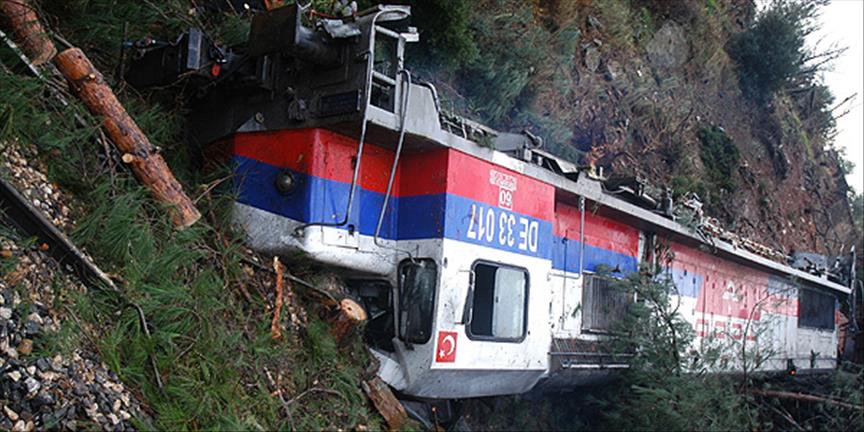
left=361, top=88, right=852, bottom=296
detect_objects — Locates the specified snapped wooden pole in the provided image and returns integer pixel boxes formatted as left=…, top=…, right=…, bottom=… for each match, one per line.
left=0, top=0, right=56, bottom=64
left=54, top=48, right=201, bottom=229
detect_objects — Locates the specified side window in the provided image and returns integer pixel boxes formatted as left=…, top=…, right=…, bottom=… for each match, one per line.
left=371, top=32, right=398, bottom=112
left=798, top=288, right=835, bottom=330
left=581, top=273, right=630, bottom=333
left=398, top=259, right=438, bottom=344
left=468, top=262, right=529, bottom=341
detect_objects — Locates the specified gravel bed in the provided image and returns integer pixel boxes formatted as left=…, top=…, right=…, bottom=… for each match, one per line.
left=2, top=141, right=146, bottom=431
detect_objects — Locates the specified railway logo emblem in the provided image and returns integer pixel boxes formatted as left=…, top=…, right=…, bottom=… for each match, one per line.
left=435, top=331, right=458, bottom=363
left=489, top=169, right=517, bottom=210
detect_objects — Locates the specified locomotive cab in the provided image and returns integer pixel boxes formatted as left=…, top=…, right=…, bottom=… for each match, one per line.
left=189, top=4, right=556, bottom=398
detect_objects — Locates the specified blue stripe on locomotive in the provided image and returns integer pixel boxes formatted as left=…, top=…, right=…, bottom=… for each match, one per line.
left=233, top=155, right=639, bottom=271
left=664, top=267, right=704, bottom=298
left=550, top=236, right=639, bottom=276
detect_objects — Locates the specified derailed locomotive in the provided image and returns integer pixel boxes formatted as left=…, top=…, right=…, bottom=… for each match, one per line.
left=127, top=4, right=855, bottom=401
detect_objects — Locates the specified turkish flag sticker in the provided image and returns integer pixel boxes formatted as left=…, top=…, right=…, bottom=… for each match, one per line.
left=435, top=331, right=458, bottom=363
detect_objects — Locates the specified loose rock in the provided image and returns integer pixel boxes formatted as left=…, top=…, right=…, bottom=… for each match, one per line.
left=17, top=339, right=33, bottom=356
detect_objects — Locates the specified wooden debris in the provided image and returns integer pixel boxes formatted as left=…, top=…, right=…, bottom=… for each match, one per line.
left=750, top=388, right=863, bottom=411
left=283, top=273, right=306, bottom=329
left=16, top=338, right=32, bottom=356
left=53, top=48, right=201, bottom=229
left=330, top=297, right=366, bottom=344
left=0, top=0, right=57, bottom=65
left=361, top=376, right=407, bottom=431
left=264, top=367, right=295, bottom=429
left=271, top=256, right=284, bottom=340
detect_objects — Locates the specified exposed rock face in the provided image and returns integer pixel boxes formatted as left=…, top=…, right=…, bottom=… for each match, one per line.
left=526, top=1, right=856, bottom=257
left=646, top=21, right=689, bottom=69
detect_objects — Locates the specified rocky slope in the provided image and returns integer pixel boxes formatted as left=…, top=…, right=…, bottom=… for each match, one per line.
left=424, top=0, right=857, bottom=257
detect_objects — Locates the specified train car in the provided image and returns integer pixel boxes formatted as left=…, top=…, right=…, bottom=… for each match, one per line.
left=126, top=4, right=854, bottom=402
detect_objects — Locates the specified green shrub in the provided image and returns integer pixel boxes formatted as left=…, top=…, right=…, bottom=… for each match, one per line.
left=598, top=250, right=753, bottom=431
left=671, top=175, right=707, bottom=199
left=698, top=126, right=739, bottom=191
left=455, top=0, right=549, bottom=124
left=408, top=0, right=478, bottom=70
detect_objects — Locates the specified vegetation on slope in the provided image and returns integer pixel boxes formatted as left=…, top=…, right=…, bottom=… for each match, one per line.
left=2, top=2, right=383, bottom=429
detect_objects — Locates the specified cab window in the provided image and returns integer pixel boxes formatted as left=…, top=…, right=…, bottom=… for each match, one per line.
left=371, top=32, right=398, bottom=112
left=798, top=288, right=835, bottom=330
left=468, top=262, right=528, bottom=341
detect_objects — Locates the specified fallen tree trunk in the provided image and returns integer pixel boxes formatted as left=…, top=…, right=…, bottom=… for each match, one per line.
left=750, top=388, right=863, bottom=411
left=54, top=48, right=201, bottom=229
left=0, top=0, right=56, bottom=65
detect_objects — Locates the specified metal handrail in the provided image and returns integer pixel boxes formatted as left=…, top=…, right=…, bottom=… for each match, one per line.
left=373, top=69, right=411, bottom=255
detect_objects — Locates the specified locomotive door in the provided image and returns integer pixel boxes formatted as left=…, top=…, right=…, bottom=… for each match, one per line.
left=553, top=234, right=581, bottom=334
left=560, top=273, right=582, bottom=332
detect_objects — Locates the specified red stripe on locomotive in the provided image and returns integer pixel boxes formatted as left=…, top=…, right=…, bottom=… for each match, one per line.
left=671, top=243, right=797, bottom=319
left=230, top=129, right=405, bottom=195
left=229, top=128, right=556, bottom=219
left=445, top=150, right=554, bottom=221
left=554, top=202, right=640, bottom=257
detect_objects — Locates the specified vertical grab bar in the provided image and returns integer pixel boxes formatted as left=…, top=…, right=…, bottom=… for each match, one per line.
left=373, top=70, right=411, bottom=248
left=579, top=196, right=586, bottom=275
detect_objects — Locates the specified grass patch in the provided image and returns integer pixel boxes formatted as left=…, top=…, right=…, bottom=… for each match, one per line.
left=698, top=126, right=739, bottom=193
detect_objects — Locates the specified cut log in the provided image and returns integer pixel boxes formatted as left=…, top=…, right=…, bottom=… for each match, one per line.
left=53, top=48, right=201, bottom=229
left=330, top=298, right=366, bottom=344
left=362, top=377, right=407, bottom=431
left=0, top=0, right=56, bottom=65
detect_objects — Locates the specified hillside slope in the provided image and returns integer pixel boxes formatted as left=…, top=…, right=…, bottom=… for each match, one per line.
left=413, top=0, right=858, bottom=257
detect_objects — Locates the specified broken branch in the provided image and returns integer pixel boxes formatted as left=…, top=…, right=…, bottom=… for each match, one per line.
left=362, top=377, right=407, bottom=431
left=750, top=389, right=864, bottom=411
left=271, top=256, right=284, bottom=340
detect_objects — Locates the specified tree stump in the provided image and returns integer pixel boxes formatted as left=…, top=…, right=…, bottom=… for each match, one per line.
left=330, top=298, right=366, bottom=344
left=53, top=48, right=201, bottom=229
left=0, top=0, right=57, bottom=65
